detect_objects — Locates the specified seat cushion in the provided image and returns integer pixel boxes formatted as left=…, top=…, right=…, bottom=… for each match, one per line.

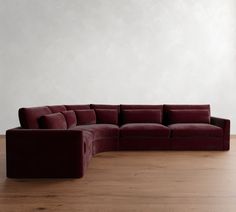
left=73, top=124, right=119, bottom=140
left=120, top=123, right=170, bottom=138
left=169, top=123, right=223, bottom=137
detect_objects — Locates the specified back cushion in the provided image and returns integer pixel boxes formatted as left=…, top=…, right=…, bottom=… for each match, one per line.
left=65, top=105, right=90, bottom=110
left=121, top=105, right=163, bottom=124
left=95, top=109, right=118, bottom=125
left=19, top=106, right=51, bottom=129
left=122, top=109, right=162, bottom=124
left=40, top=113, right=67, bottom=129
left=164, top=104, right=210, bottom=124
left=48, top=105, right=66, bottom=113
left=168, top=109, right=210, bottom=124
left=91, top=104, right=120, bottom=124
left=61, top=110, right=77, bottom=129
left=75, top=109, right=96, bottom=125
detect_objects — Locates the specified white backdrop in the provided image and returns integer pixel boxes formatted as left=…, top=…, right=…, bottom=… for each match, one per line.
left=0, top=0, right=236, bottom=134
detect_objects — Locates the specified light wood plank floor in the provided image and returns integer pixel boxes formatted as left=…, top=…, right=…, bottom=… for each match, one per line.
left=0, top=135, right=236, bottom=212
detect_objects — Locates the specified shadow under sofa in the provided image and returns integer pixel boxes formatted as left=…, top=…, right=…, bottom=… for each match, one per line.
left=6, top=104, right=230, bottom=178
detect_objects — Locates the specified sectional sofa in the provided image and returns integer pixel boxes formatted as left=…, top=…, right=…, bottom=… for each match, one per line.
left=6, top=104, right=230, bottom=178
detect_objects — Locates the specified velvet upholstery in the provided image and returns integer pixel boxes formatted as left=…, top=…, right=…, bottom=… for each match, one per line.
left=75, top=110, right=96, bottom=125
left=61, top=110, right=77, bottom=129
left=168, top=123, right=223, bottom=137
left=119, top=137, right=170, bottom=150
left=65, top=105, right=90, bottom=110
left=19, top=106, right=51, bottom=129
left=7, top=104, right=230, bottom=178
left=121, top=104, right=163, bottom=110
left=121, top=105, right=163, bottom=124
left=122, top=109, right=162, bottom=124
left=211, top=117, right=230, bottom=150
left=164, top=104, right=210, bottom=111
left=93, top=137, right=119, bottom=154
left=80, top=131, right=94, bottom=168
left=164, top=104, right=210, bottom=125
left=120, top=123, right=169, bottom=137
left=40, top=113, right=67, bottom=129
left=91, top=104, right=120, bottom=113
left=168, top=109, right=210, bottom=124
left=91, top=104, right=121, bottom=125
left=73, top=124, right=119, bottom=140
left=48, top=105, right=66, bottom=113
left=95, top=109, right=118, bottom=125
left=73, top=124, right=119, bottom=154
left=171, top=137, right=223, bottom=150
left=120, top=123, right=170, bottom=150
left=6, top=128, right=85, bottom=178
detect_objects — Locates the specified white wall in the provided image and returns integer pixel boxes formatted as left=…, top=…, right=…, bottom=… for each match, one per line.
left=0, top=0, right=236, bottom=134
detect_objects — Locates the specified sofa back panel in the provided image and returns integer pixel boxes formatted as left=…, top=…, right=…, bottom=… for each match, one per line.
left=48, top=105, right=67, bottom=113
left=90, top=104, right=120, bottom=113
left=121, top=104, right=163, bottom=110
left=164, top=104, right=210, bottom=124
left=19, top=106, right=52, bottom=129
left=121, top=105, right=163, bottom=124
left=65, top=105, right=90, bottom=110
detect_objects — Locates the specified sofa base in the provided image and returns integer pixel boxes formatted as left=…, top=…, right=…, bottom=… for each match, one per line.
left=119, top=137, right=170, bottom=150
left=171, top=137, right=224, bottom=150
left=93, top=137, right=119, bottom=154
left=6, top=129, right=85, bottom=178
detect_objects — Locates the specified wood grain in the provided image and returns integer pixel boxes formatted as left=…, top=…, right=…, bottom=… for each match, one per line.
left=0, top=136, right=236, bottom=212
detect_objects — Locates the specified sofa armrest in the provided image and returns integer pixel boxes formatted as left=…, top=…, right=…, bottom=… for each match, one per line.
left=6, top=128, right=85, bottom=178
left=211, top=117, right=230, bottom=150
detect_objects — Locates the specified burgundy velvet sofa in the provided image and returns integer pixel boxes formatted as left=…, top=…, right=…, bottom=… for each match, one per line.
left=6, top=104, right=230, bottom=178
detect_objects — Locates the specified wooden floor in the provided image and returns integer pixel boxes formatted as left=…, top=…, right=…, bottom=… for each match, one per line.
left=0, top=136, right=236, bottom=212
